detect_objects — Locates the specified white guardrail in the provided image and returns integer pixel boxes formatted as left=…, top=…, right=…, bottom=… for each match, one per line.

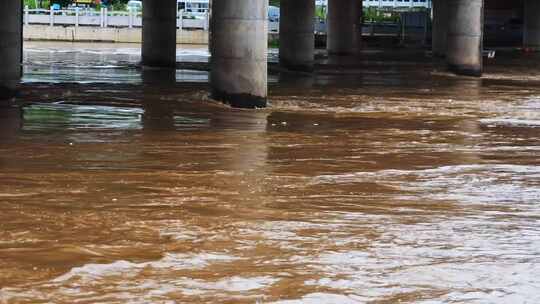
left=316, top=0, right=431, bottom=9
left=24, top=7, right=211, bottom=30
left=363, top=0, right=431, bottom=9
left=24, top=7, right=280, bottom=32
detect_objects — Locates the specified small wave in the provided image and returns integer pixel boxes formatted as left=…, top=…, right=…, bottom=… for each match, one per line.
left=24, top=48, right=79, bottom=54
left=52, top=252, right=239, bottom=283
left=480, top=118, right=540, bottom=127
left=312, top=164, right=540, bottom=205
left=179, top=276, right=278, bottom=293
left=1, top=253, right=274, bottom=303
left=272, top=293, right=364, bottom=304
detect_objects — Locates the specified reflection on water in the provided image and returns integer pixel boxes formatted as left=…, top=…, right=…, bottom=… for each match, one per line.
left=23, top=42, right=210, bottom=84
left=0, top=42, right=540, bottom=303
left=23, top=104, right=144, bottom=131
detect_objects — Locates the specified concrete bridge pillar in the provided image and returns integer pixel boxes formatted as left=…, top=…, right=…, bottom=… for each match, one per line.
left=446, top=0, right=484, bottom=76
left=524, top=0, right=540, bottom=49
left=327, top=0, right=362, bottom=55
left=142, top=0, right=177, bottom=68
left=0, top=0, right=23, bottom=100
left=432, top=0, right=448, bottom=57
left=279, top=0, right=315, bottom=72
left=210, top=0, right=267, bottom=108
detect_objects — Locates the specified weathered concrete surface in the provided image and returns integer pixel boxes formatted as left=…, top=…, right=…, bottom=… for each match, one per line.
left=279, top=0, right=315, bottom=72
left=210, top=0, right=268, bottom=108
left=447, top=0, right=484, bottom=76
left=524, top=0, right=540, bottom=49
left=432, top=0, right=448, bottom=57
left=0, top=0, right=22, bottom=100
left=23, top=25, right=209, bottom=44
left=327, top=0, right=362, bottom=55
left=142, top=0, right=177, bottom=67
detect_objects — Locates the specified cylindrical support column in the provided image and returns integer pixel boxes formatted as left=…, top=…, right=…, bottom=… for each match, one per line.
left=0, top=0, right=23, bottom=100
left=279, top=0, right=315, bottom=72
left=210, top=0, right=267, bottom=108
left=142, top=0, right=177, bottom=68
left=432, top=0, right=448, bottom=57
left=327, top=0, right=362, bottom=55
left=446, top=0, right=484, bottom=76
left=524, top=0, right=540, bottom=49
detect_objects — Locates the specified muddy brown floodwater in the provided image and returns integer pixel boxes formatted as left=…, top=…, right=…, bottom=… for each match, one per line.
left=0, top=42, right=539, bottom=303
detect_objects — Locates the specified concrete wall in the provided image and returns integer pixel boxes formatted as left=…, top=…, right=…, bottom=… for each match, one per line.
left=23, top=25, right=209, bottom=44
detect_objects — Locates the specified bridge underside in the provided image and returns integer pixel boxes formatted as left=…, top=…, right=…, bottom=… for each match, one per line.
left=1, top=0, right=538, bottom=108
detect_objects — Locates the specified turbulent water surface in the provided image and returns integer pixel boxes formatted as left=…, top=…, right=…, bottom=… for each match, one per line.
left=0, top=42, right=539, bottom=303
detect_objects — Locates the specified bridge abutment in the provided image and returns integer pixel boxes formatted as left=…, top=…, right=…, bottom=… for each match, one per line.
left=142, top=0, right=177, bottom=68
left=0, top=0, right=22, bottom=101
left=210, top=0, right=267, bottom=108
left=327, top=0, right=362, bottom=56
left=279, top=0, right=315, bottom=72
left=447, top=0, right=484, bottom=77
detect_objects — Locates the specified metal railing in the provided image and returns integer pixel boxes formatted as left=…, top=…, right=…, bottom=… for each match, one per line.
left=23, top=7, right=209, bottom=30
left=23, top=7, right=282, bottom=32
left=316, top=0, right=431, bottom=9
left=363, top=0, right=431, bottom=9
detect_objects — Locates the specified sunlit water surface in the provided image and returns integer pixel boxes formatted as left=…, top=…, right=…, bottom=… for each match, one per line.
left=0, top=42, right=539, bottom=303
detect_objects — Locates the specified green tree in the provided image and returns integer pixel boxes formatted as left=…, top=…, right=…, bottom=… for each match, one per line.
left=25, top=0, right=51, bottom=9
left=51, top=0, right=71, bottom=7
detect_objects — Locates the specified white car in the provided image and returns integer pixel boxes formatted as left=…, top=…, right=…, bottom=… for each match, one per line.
left=268, top=5, right=280, bottom=22
left=127, top=0, right=142, bottom=11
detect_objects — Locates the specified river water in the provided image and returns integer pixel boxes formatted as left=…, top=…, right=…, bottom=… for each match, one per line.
left=0, top=42, right=539, bottom=303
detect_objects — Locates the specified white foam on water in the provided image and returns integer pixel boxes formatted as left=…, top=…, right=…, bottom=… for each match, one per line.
left=480, top=118, right=540, bottom=127
left=272, top=293, right=364, bottom=304
left=52, top=252, right=239, bottom=283
left=176, top=49, right=210, bottom=57
left=517, top=97, right=540, bottom=109
left=292, top=216, right=540, bottom=303
left=311, top=164, right=540, bottom=205
left=179, top=276, right=278, bottom=293
left=479, top=96, right=540, bottom=128
left=481, top=145, right=540, bottom=151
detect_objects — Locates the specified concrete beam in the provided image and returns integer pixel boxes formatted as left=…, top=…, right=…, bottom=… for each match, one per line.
left=447, top=0, right=484, bottom=76
left=524, top=0, right=540, bottom=49
left=210, top=0, right=267, bottom=108
left=432, top=0, right=448, bottom=57
left=142, top=0, right=177, bottom=68
left=23, top=25, right=209, bottom=45
left=327, top=0, right=362, bottom=55
left=0, top=0, right=23, bottom=100
left=279, top=0, right=315, bottom=72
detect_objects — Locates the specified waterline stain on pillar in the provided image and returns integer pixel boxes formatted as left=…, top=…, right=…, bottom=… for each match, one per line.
left=142, top=0, right=177, bottom=68
left=0, top=0, right=23, bottom=100
left=279, top=0, right=315, bottom=72
left=447, top=0, right=484, bottom=77
left=210, top=0, right=268, bottom=108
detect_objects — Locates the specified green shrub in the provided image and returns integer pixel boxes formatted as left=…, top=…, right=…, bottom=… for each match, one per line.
left=112, top=2, right=126, bottom=11
left=24, top=0, right=51, bottom=9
